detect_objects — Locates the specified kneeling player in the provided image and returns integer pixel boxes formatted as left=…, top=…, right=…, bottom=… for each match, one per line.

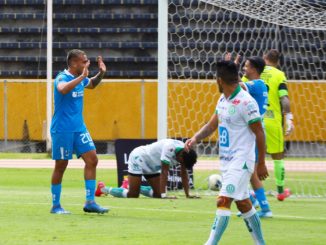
left=96, top=139, right=198, bottom=198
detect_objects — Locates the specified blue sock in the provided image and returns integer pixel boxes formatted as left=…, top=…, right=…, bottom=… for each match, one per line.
left=85, top=179, right=96, bottom=202
left=51, top=184, right=61, bottom=206
left=254, top=188, right=270, bottom=212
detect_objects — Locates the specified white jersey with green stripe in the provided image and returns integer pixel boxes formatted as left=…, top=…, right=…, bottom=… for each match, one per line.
left=216, top=85, right=261, bottom=172
left=137, top=139, right=184, bottom=169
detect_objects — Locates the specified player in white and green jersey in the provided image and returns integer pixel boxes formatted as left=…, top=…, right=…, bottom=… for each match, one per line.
left=97, top=139, right=198, bottom=199
left=242, top=50, right=294, bottom=201
left=186, top=60, right=268, bottom=245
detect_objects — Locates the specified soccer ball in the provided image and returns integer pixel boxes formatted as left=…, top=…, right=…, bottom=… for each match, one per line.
left=208, top=174, right=222, bottom=191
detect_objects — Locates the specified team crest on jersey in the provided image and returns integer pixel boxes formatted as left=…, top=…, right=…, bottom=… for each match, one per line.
left=228, top=105, right=236, bottom=115
left=226, top=184, right=235, bottom=194
left=232, top=99, right=240, bottom=105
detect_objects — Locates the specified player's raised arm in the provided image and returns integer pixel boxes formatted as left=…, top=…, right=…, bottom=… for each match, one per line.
left=185, top=113, right=218, bottom=152
left=57, top=60, right=90, bottom=95
left=87, top=56, right=106, bottom=89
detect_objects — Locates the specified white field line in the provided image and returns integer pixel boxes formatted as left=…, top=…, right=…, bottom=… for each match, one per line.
left=0, top=200, right=325, bottom=221
left=0, top=159, right=325, bottom=172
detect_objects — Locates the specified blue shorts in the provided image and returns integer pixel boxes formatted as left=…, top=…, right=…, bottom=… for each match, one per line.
left=51, top=130, right=96, bottom=160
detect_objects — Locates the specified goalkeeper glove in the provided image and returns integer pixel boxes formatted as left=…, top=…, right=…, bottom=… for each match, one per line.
left=285, top=113, right=294, bottom=136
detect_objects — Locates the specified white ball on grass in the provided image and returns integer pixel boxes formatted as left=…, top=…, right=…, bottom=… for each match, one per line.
left=208, top=174, right=222, bottom=191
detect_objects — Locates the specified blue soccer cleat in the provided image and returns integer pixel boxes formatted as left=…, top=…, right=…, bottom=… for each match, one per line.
left=50, top=205, right=71, bottom=214
left=83, top=201, right=109, bottom=214
left=257, top=210, right=273, bottom=218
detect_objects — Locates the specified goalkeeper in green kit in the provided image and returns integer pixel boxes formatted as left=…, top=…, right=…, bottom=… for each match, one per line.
left=244, top=49, right=294, bottom=201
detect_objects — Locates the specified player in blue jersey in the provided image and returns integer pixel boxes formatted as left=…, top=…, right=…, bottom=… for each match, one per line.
left=50, top=49, right=108, bottom=214
left=241, top=56, right=272, bottom=218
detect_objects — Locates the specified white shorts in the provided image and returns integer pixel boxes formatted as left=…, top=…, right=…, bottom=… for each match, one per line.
left=127, top=148, right=161, bottom=175
left=219, top=168, right=252, bottom=201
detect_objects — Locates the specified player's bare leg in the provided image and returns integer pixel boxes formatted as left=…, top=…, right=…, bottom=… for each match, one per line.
left=81, top=150, right=109, bottom=213
left=127, top=175, right=142, bottom=198
left=52, top=160, right=69, bottom=184
left=145, top=175, right=161, bottom=198
left=82, top=150, right=98, bottom=180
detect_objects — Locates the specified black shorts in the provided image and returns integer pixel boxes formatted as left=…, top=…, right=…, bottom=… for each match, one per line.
left=128, top=172, right=160, bottom=179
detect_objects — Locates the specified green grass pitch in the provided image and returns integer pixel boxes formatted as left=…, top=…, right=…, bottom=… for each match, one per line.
left=1, top=168, right=326, bottom=245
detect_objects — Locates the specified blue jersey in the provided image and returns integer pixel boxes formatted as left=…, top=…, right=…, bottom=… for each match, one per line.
left=50, top=69, right=90, bottom=133
left=244, top=79, right=268, bottom=116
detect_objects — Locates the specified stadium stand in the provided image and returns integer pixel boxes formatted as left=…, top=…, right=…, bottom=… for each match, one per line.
left=0, top=0, right=158, bottom=78
left=0, top=0, right=324, bottom=78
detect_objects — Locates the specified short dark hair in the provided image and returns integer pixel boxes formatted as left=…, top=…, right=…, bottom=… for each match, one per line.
left=216, top=60, right=239, bottom=84
left=247, top=56, right=266, bottom=75
left=264, top=49, right=280, bottom=64
left=67, top=49, right=86, bottom=67
left=182, top=149, right=197, bottom=169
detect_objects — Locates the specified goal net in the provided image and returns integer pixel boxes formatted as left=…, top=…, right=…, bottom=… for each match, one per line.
left=166, top=0, right=326, bottom=197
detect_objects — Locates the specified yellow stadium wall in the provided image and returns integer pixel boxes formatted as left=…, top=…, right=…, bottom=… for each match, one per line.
left=0, top=80, right=325, bottom=142
left=0, top=81, right=47, bottom=141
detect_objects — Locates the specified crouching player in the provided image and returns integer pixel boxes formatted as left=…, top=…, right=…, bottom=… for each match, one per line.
left=96, top=139, right=198, bottom=199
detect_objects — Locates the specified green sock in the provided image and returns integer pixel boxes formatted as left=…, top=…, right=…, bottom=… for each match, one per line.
left=274, top=160, right=285, bottom=193
left=140, top=186, right=153, bottom=197
left=109, top=187, right=128, bottom=198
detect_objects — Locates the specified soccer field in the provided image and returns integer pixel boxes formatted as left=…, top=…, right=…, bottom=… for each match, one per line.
left=1, top=168, right=326, bottom=245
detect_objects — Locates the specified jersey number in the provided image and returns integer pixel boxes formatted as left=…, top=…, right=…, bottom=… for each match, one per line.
left=80, top=132, right=92, bottom=144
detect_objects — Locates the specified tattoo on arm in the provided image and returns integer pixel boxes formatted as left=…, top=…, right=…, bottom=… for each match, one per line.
left=90, top=72, right=105, bottom=88
left=194, top=114, right=218, bottom=141
left=195, top=124, right=214, bottom=141
left=280, top=96, right=291, bottom=114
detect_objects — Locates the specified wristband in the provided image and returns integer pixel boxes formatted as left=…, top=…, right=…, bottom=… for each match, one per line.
left=285, top=113, right=293, bottom=121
